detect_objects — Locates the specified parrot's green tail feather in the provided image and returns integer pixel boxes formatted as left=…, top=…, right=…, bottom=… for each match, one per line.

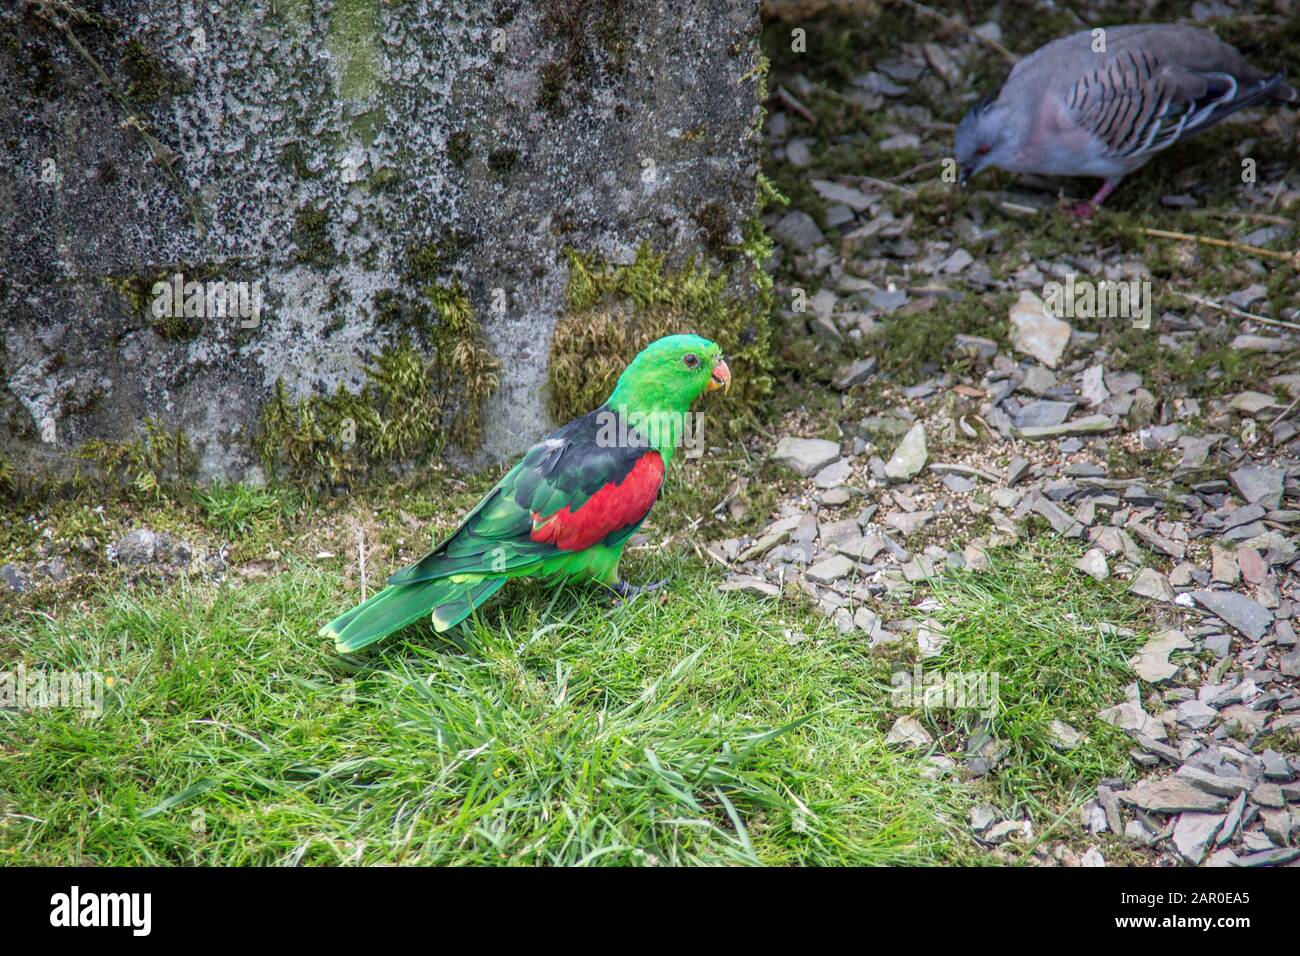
left=323, top=575, right=505, bottom=653
left=431, top=578, right=505, bottom=632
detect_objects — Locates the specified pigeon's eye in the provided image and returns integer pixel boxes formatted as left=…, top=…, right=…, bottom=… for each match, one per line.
left=683, top=353, right=700, bottom=369
left=975, top=144, right=992, bottom=157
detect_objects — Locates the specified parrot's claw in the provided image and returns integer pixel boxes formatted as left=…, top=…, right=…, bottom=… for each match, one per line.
left=609, top=579, right=668, bottom=603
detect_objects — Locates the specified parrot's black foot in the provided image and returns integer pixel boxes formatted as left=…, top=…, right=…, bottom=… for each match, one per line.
left=608, top=578, right=668, bottom=602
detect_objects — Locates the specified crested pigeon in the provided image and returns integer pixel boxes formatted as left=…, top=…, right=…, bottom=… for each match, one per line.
left=955, top=24, right=1297, bottom=216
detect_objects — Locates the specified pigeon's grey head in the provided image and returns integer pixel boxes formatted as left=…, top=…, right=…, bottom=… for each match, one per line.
left=955, top=93, right=1015, bottom=186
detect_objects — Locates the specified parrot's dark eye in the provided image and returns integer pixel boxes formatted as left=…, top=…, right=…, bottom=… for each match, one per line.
left=683, top=353, right=700, bottom=369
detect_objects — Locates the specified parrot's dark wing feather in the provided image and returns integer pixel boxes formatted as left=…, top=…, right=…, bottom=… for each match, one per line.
left=388, top=407, right=664, bottom=585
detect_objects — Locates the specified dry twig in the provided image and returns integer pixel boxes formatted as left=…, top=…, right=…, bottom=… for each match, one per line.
left=25, top=0, right=207, bottom=239
left=1141, top=227, right=1300, bottom=270
left=1175, top=291, right=1300, bottom=333
left=771, top=85, right=818, bottom=125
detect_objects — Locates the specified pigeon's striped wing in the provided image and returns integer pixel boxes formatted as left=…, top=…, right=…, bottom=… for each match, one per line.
left=1064, top=48, right=1286, bottom=161
left=387, top=407, right=664, bottom=585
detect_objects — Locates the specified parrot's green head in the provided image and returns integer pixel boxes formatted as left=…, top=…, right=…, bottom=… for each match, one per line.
left=605, top=334, right=730, bottom=463
left=606, top=334, right=730, bottom=414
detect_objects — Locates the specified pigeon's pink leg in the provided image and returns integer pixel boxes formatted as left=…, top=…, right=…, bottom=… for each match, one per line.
left=1065, top=180, right=1119, bottom=218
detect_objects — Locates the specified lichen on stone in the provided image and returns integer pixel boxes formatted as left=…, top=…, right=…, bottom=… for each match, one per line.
left=255, top=331, right=496, bottom=488
left=6, top=0, right=763, bottom=479
left=255, top=344, right=438, bottom=488
left=279, top=141, right=319, bottom=180
left=423, top=280, right=501, bottom=449
left=536, top=0, right=631, bottom=116
left=256, top=241, right=500, bottom=486
left=326, top=0, right=381, bottom=102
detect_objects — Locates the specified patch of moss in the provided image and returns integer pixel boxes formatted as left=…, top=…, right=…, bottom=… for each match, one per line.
left=120, top=36, right=189, bottom=104
left=404, top=241, right=453, bottom=281
left=4, top=15, right=61, bottom=99
left=272, top=0, right=312, bottom=28
left=75, top=417, right=197, bottom=499
left=255, top=330, right=497, bottom=487
left=0, top=456, right=15, bottom=501
left=1255, top=730, right=1300, bottom=755
left=103, top=271, right=210, bottom=340
left=1105, top=326, right=1277, bottom=397
left=19, top=3, right=193, bottom=108
left=487, top=148, right=519, bottom=175
left=279, top=141, right=318, bottom=179
left=871, top=293, right=1012, bottom=386
left=447, top=129, right=471, bottom=167
left=103, top=274, right=156, bottom=317
left=260, top=241, right=501, bottom=485
left=1106, top=443, right=1179, bottom=483
left=292, top=205, right=336, bottom=267
left=547, top=231, right=775, bottom=428
left=538, top=60, right=569, bottom=116
left=255, top=345, right=428, bottom=488
left=692, top=200, right=735, bottom=261
left=368, top=165, right=401, bottom=192
left=431, top=284, right=500, bottom=449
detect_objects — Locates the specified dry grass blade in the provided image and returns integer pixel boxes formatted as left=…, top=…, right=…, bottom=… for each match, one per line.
left=1141, top=227, right=1300, bottom=270
left=1175, top=291, right=1300, bottom=333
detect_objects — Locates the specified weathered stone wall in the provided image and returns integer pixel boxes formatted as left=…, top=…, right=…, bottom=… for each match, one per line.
left=1, top=0, right=763, bottom=483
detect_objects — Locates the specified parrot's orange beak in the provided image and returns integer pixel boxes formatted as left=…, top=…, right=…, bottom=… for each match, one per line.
left=709, top=359, right=731, bottom=392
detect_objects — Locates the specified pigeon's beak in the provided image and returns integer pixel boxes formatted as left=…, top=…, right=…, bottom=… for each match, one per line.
left=709, top=359, right=731, bottom=392
left=959, top=165, right=973, bottom=188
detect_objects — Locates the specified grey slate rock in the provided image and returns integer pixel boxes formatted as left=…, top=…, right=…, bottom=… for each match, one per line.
left=772, top=210, right=825, bottom=253
left=1130, top=568, right=1175, bottom=603
left=1118, top=777, right=1228, bottom=813
left=1007, top=456, right=1031, bottom=485
left=1175, top=764, right=1249, bottom=797
left=1229, top=465, right=1285, bottom=510
left=1191, top=590, right=1273, bottom=640
left=1215, top=792, right=1247, bottom=846
left=1172, top=812, right=1224, bottom=864
left=772, top=437, right=841, bottom=478
left=1031, top=495, right=1083, bottom=537
left=833, top=357, right=878, bottom=390
left=1236, top=847, right=1300, bottom=867
left=1, top=564, right=30, bottom=593
left=805, top=555, right=856, bottom=585
left=1013, top=400, right=1077, bottom=428
left=884, top=424, right=927, bottom=482
left=110, top=529, right=193, bottom=567
left=1018, top=415, right=1115, bottom=440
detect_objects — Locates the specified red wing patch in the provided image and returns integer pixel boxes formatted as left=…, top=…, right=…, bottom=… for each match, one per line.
left=530, top=451, right=665, bottom=551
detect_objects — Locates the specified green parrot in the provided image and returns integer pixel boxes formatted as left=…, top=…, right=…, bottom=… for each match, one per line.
left=322, top=333, right=731, bottom=652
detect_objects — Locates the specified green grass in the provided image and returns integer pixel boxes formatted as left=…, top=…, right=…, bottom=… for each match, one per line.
left=193, top=482, right=299, bottom=537
left=922, top=541, right=1150, bottom=817
left=1, top=495, right=1158, bottom=866
left=1, top=552, right=982, bottom=865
